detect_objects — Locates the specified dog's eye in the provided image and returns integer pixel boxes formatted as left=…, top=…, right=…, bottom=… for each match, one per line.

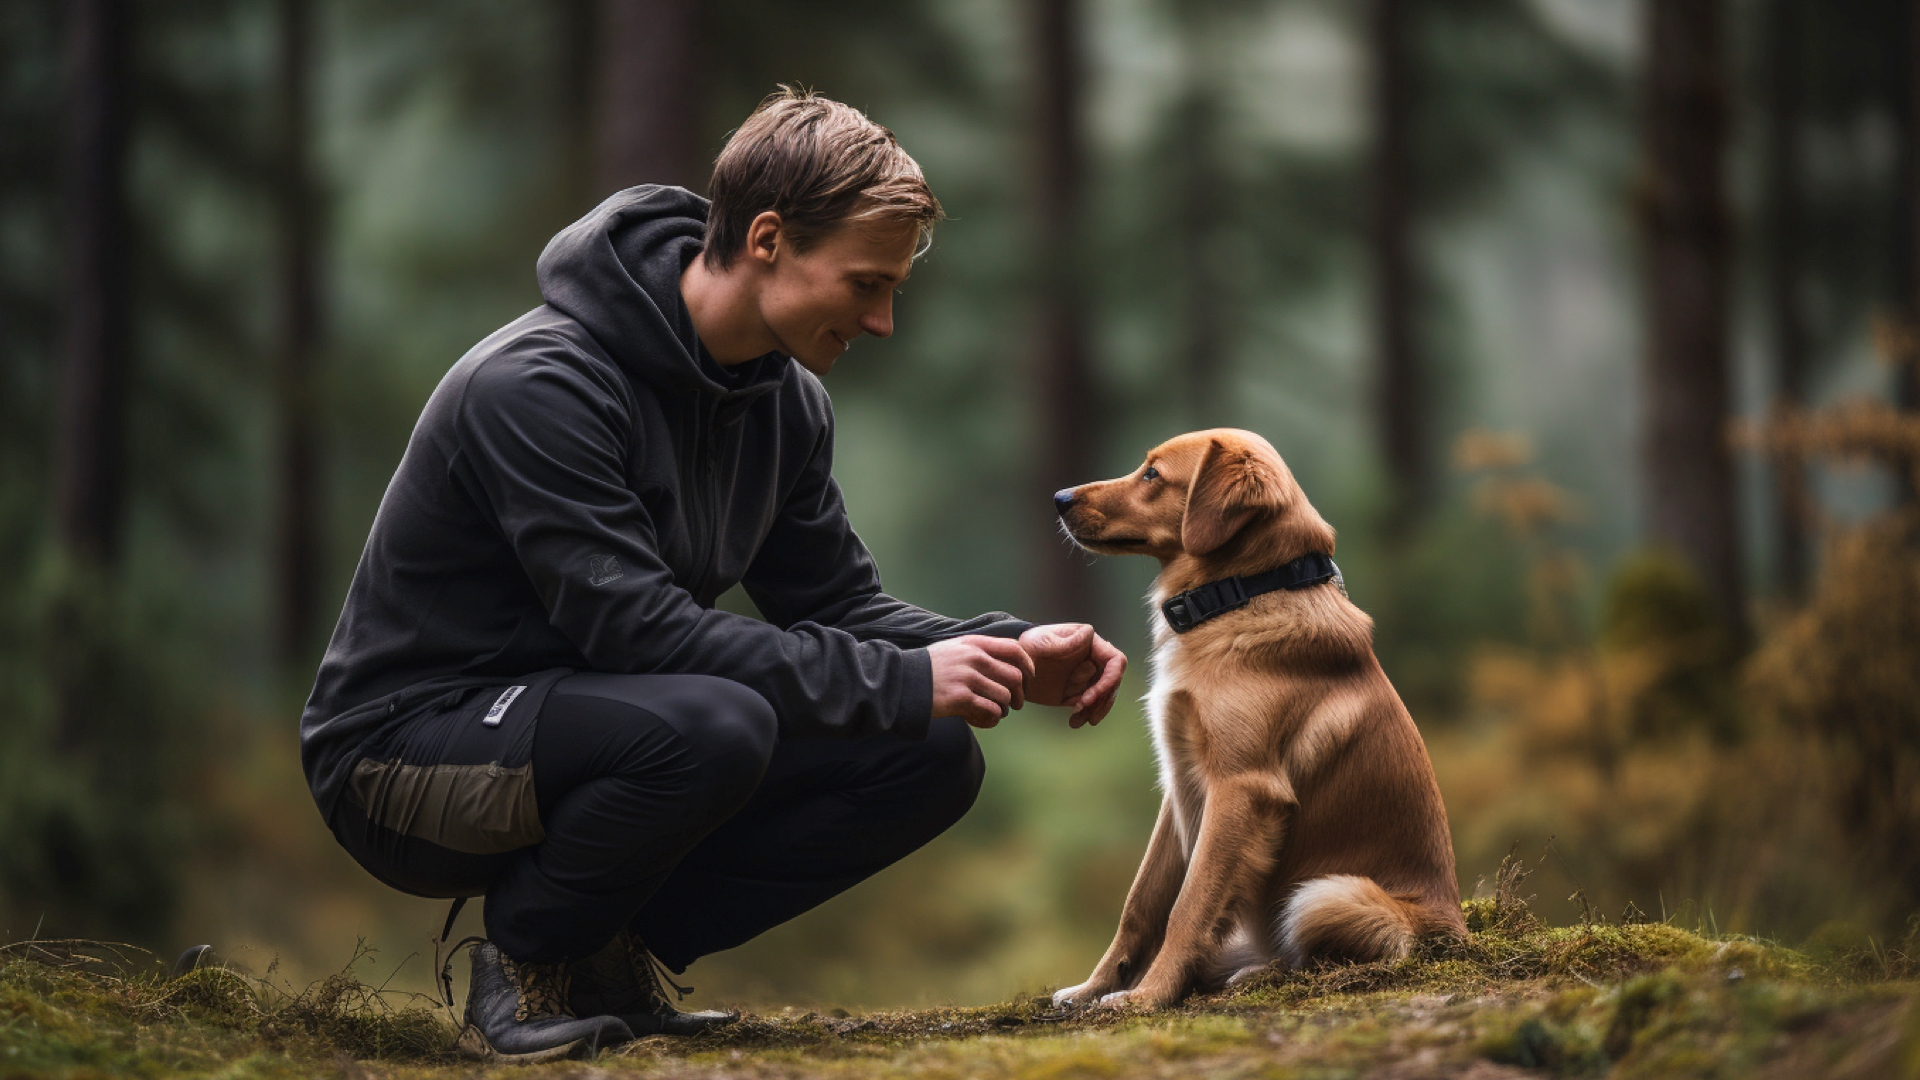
left=1141, top=467, right=1160, bottom=481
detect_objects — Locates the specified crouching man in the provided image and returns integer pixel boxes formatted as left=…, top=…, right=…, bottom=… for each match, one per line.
left=299, top=87, right=1126, bottom=1062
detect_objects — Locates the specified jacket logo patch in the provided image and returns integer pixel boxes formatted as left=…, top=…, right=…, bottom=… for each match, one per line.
left=587, top=554, right=625, bottom=587
left=482, top=685, right=525, bottom=727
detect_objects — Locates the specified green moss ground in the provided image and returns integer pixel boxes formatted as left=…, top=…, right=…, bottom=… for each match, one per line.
left=5, top=908, right=1917, bottom=1079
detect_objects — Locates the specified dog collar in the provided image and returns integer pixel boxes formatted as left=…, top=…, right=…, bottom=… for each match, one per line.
left=1160, top=552, right=1343, bottom=634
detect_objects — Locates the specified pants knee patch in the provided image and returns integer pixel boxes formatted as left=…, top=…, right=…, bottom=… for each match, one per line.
left=348, top=757, right=545, bottom=854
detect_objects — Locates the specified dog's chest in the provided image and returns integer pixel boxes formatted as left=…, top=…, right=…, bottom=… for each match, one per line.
left=1145, top=637, right=1210, bottom=857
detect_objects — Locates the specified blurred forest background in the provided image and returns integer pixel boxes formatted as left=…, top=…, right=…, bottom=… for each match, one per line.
left=3, top=0, right=1919, bottom=1009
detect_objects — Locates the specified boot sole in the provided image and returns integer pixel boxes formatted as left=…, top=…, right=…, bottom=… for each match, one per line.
left=621, top=1010, right=741, bottom=1038
left=455, top=1023, right=592, bottom=1063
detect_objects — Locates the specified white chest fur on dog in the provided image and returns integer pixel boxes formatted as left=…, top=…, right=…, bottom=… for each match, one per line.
left=1144, top=628, right=1206, bottom=860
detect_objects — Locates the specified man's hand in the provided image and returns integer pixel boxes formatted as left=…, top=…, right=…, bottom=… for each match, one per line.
left=1020, top=623, right=1127, bottom=728
left=929, top=635, right=1036, bottom=729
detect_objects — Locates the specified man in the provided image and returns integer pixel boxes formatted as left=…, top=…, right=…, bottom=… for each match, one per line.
left=300, top=87, right=1126, bottom=1062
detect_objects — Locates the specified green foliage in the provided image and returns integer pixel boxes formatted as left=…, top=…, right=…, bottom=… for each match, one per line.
left=1599, top=550, right=1720, bottom=651
left=0, top=553, right=193, bottom=946
left=1346, top=498, right=1533, bottom=721
left=1598, top=548, right=1737, bottom=744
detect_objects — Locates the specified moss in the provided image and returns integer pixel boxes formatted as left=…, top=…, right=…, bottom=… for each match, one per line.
left=0, top=922, right=1913, bottom=1078
left=0, top=940, right=450, bottom=1078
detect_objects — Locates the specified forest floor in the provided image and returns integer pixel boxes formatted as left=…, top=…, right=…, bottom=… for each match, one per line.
left=5, top=897, right=1918, bottom=1080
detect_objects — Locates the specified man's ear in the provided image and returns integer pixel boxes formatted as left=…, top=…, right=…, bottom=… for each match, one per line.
left=747, top=211, right=784, bottom=265
left=1181, top=439, right=1284, bottom=555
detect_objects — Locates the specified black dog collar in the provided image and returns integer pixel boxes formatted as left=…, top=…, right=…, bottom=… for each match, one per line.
left=1160, top=552, right=1342, bottom=633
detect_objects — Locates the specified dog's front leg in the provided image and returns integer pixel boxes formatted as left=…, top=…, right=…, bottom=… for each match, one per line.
left=1114, top=774, right=1294, bottom=1010
left=1053, top=796, right=1187, bottom=1006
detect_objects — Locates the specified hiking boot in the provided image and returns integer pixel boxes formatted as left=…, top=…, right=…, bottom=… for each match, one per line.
left=569, top=929, right=739, bottom=1037
left=456, top=941, right=633, bottom=1062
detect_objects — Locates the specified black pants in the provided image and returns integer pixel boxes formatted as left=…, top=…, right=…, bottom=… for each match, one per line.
left=329, top=673, right=984, bottom=969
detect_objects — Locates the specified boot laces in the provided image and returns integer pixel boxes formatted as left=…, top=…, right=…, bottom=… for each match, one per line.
left=627, top=935, right=693, bottom=1004
left=501, top=953, right=573, bottom=1022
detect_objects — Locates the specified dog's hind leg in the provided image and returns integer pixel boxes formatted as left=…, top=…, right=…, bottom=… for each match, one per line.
left=1215, top=923, right=1274, bottom=988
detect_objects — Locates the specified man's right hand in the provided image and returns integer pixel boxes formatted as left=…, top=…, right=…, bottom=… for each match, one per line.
left=928, top=635, right=1036, bottom=729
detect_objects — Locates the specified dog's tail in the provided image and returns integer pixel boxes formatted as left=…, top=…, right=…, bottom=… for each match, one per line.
left=1277, top=875, right=1440, bottom=968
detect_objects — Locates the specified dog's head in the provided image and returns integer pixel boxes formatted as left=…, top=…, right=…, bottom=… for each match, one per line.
left=1055, top=429, right=1335, bottom=578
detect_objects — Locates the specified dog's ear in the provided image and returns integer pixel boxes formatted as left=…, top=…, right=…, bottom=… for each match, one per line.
left=1181, top=438, right=1285, bottom=555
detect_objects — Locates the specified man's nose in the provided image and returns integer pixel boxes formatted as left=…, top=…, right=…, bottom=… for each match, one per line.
left=1054, top=489, right=1077, bottom=516
left=860, top=295, right=894, bottom=339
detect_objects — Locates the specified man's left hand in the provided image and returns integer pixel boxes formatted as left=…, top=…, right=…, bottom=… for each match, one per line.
left=1020, top=623, right=1127, bottom=728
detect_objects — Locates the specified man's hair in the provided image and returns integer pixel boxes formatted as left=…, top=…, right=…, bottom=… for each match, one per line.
left=704, top=86, right=944, bottom=269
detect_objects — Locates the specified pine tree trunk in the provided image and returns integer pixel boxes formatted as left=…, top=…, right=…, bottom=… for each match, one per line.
left=597, top=0, right=704, bottom=194
left=1177, top=2, right=1227, bottom=426
left=1033, top=0, right=1100, bottom=623
left=1639, top=0, right=1744, bottom=637
left=1370, top=0, right=1424, bottom=532
left=1892, top=0, right=1919, bottom=421
left=56, top=0, right=130, bottom=570
left=275, top=0, right=323, bottom=667
left=559, top=0, right=599, bottom=215
left=1765, top=0, right=1810, bottom=596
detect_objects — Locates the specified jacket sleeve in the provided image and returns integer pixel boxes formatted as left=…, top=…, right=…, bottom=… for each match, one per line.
left=740, top=408, right=1031, bottom=651
left=453, top=346, right=943, bottom=739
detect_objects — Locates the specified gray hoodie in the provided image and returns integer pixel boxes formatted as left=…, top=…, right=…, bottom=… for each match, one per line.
left=300, top=186, right=1028, bottom=821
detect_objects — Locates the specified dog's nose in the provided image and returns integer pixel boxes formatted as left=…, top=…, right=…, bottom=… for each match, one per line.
left=1053, top=489, right=1077, bottom=516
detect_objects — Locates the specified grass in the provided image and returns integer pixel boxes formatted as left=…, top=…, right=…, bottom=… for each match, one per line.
left=4, top=897, right=1918, bottom=1079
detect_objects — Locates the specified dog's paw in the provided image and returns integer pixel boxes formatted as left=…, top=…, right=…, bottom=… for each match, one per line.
left=1225, top=963, right=1273, bottom=987
left=1096, top=990, right=1135, bottom=1008
left=1052, top=982, right=1099, bottom=1007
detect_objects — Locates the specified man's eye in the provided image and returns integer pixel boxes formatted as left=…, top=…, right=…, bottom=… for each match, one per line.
left=1142, top=467, right=1160, bottom=481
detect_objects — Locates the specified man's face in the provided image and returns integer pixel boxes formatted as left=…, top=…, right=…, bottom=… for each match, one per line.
left=757, top=219, right=918, bottom=376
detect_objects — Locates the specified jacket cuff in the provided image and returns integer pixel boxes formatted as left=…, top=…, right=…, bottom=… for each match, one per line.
left=980, top=617, right=1033, bottom=640
left=897, top=646, right=935, bottom=740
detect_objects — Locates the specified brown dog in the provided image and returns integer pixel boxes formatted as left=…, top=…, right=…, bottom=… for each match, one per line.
left=1051, top=429, right=1464, bottom=1010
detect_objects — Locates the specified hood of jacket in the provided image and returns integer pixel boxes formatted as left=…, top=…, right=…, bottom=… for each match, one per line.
left=536, top=184, right=788, bottom=406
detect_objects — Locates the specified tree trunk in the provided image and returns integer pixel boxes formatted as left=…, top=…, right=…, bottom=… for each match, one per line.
left=597, top=0, right=704, bottom=195
left=1891, top=0, right=1919, bottom=421
left=1638, top=0, right=1744, bottom=638
left=56, top=0, right=131, bottom=570
left=1177, top=1, right=1228, bottom=426
left=559, top=0, right=599, bottom=215
left=275, top=0, right=324, bottom=667
left=1370, top=0, right=1424, bottom=532
left=1033, top=0, right=1100, bottom=624
left=1765, top=0, right=1810, bottom=596
left=1910, top=0, right=1920, bottom=417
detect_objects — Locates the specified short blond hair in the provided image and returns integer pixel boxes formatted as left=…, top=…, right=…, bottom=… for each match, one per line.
left=704, top=87, right=943, bottom=268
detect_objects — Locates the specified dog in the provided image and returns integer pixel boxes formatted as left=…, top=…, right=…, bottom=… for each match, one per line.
left=1051, top=429, right=1465, bottom=1010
